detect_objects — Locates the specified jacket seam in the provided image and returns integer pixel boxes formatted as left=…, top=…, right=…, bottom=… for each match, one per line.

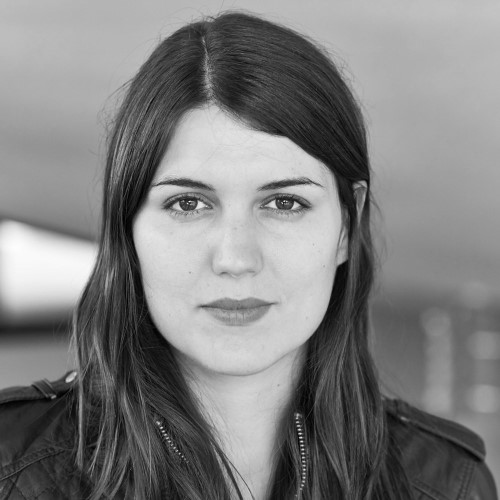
left=0, top=478, right=18, bottom=500
left=36, top=454, right=70, bottom=500
left=0, top=394, right=45, bottom=405
left=456, top=459, right=474, bottom=500
left=0, top=447, right=66, bottom=482
left=409, top=420, right=484, bottom=460
left=390, top=400, right=485, bottom=461
left=413, top=478, right=449, bottom=500
left=11, top=480, right=28, bottom=500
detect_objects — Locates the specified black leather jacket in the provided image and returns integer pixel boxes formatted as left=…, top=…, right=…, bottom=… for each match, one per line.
left=0, top=372, right=497, bottom=499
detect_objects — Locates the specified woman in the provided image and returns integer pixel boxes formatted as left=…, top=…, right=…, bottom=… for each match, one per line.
left=0, top=11, right=497, bottom=500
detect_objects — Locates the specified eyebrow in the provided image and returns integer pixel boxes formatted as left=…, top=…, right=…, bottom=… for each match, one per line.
left=152, top=176, right=324, bottom=191
left=257, top=177, right=324, bottom=191
left=153, top=177, right=215, bottom=190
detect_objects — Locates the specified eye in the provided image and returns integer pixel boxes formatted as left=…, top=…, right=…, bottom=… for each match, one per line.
left=163, top=194, right=213, bottom=218
left=262, top=195, right=310, bottom=217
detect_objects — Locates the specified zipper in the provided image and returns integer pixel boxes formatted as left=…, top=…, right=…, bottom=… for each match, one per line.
left=154, top=417, right=189, bottom=464
left=154, top=413, right=308, bottom=497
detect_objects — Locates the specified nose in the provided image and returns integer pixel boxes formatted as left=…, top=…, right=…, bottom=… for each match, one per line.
left=211, top=215, right=263, bottom=278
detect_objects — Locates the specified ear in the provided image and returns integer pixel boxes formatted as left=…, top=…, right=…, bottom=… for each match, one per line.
left=353, top=181, right=367, bottom=222
left=335, top=181, right=367, bottom=266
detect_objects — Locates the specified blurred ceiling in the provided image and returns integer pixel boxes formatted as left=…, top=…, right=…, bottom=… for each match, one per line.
left=1, top=0, right=499, bottom=301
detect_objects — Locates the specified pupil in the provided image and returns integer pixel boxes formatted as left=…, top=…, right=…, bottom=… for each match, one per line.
left=179, top=198, right=198, bottom=211
left=276, top=198, right=293, bottom=210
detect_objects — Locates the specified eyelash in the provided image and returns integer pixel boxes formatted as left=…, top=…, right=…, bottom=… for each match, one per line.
left=162, top=193, right=311, bottom=219
left=162, top=194, right=211, bottom=218
left=264, top=195, right=311, bottom=217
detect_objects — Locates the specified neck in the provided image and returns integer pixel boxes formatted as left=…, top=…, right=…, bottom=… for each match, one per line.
left=181, top=352, right=304, bottom=499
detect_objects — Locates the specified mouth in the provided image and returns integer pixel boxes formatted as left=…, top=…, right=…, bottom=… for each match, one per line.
left=201, top=297, right=273, bottom=310
left=200, top=297, right=274, bottom=326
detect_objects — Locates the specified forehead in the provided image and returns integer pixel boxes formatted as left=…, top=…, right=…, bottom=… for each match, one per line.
left=154, top=106, right=335, bottom=188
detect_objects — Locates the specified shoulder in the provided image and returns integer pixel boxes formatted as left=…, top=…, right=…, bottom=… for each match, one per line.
left=0, top=371, right=86, bottom=499
left=385, top=398, right=498, bottom=500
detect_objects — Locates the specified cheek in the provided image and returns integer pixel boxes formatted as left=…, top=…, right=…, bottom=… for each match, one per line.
left=274, top=224, right=340, bottom=321
left=280, top=223, right=340, bottom=283
left=133, top=221, right=203, bottom=303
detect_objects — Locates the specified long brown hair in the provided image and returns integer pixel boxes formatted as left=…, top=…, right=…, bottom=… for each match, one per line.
left=73, top=11, right=413, bottom=499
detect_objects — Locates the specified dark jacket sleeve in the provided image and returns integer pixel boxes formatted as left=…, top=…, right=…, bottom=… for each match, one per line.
left=385, top=398, right=498, bottom=500
left=0, top=373, right=83, bottom=500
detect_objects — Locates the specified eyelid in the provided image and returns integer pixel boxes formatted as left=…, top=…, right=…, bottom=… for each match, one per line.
left=260, top=194, right=312, bottom=219
left=162, top=192, right=311, bottom=219
left=163, top=192, right=211, bottom=206
left=162, top=193, right=213, bottom=216
left=261, top=193, right=311, bottom=209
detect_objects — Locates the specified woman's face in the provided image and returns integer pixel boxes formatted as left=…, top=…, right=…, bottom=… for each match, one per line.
left=133, top=106, right=347, bottom=378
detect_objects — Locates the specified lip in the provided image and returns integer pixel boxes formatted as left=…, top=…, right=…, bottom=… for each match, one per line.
left=201, top=297, right=273, bottom=326
left=202, top=297, right=273, bottom=310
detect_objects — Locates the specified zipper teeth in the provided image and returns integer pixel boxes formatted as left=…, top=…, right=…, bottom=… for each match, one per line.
left=294, top=412, right=308, bottom=494
left=154, top=418, right=189, bottom=464
left=154, top=413, right=308, bottom=496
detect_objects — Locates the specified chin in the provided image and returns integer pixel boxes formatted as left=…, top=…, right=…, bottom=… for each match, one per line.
left=197, top=347, right=303, bottom=379
left=202, top=358, right=275, bottom=377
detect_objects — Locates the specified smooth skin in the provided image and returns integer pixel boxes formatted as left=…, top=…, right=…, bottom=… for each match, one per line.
left=133, top=106, right=348, bottom=499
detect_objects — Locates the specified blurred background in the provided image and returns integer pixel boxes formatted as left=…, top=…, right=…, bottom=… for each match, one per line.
left=1, top=0, right=499, bottom=481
